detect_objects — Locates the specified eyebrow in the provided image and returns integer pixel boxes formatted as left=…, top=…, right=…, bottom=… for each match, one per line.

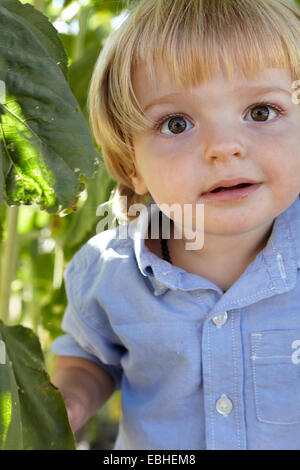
left=144, top=86, right=291, bottom=112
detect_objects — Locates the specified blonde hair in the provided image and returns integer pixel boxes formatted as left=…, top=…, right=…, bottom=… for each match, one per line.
left=88, top=0, right=300, bottom=222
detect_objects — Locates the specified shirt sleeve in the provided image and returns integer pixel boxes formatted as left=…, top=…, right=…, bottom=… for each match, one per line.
left=51, top=241, right=124, bottom=391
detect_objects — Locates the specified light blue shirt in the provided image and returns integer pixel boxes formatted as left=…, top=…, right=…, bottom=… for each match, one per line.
left=51, top=196, right=300, bottom=450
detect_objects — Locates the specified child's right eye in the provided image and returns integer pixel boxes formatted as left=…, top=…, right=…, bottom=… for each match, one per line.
left=154, top=114, right=193, bottom=136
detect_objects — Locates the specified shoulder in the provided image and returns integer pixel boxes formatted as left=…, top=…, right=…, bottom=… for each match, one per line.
left=63, top=225, right=138, bottom=326
left=65, top=224, right=135, bottom=280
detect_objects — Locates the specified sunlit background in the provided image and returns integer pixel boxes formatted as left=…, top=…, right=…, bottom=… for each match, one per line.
left=0, top=0, right=132, bottom=450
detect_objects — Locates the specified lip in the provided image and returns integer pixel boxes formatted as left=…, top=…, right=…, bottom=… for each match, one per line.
left=201, top=182, right=262, bottom=202
left=203, top=178, right=260, bottom=194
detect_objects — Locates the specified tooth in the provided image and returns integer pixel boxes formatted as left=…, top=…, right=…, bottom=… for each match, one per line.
left=211, top=183, right=251, bottom=193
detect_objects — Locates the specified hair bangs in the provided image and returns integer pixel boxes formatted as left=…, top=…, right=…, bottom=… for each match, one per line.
left=125, top=0, right=300, bottom=134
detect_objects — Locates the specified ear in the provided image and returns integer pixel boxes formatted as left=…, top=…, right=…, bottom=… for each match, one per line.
left=129, top=168, right=148, bottom=196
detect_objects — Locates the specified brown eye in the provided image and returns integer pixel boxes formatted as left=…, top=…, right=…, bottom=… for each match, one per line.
left=158, top=115, right=193, bottom=135
left=250, top=105, right=270, bottom=121
left=167, top=117, right=187, bottom=134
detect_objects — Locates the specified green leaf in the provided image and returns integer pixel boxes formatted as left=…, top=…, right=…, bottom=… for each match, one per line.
left=0, top=144, right=4, bottom=212
left=0, top=0, right=69, bottom=80
left=0, top=320, right=76, bottom=450
left=0, top=329, right=22, bottom=450
left=0, top=0, right=101, bottom=213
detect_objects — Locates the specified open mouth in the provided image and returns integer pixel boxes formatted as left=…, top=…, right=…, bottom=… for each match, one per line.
left=210, top=183, right=253, bottom=193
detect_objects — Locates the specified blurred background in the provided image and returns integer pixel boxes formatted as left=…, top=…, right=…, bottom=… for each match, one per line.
left=0, top=0, right=130, bottom=450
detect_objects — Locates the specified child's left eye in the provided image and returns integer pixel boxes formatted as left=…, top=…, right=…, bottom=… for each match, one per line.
left=244, top=103, right=284, bottom=122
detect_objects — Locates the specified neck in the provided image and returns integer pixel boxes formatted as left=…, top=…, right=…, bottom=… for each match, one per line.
left=167, top=219, right=275, bottom=291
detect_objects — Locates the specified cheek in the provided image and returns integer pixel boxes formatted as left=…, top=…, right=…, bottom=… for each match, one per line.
left=134, top=140, right=184, bottom=183
left=260, top=139, right=300, bottom=189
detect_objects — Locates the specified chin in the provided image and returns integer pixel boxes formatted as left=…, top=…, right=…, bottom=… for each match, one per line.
left=206, top=220, right=258, bottom=235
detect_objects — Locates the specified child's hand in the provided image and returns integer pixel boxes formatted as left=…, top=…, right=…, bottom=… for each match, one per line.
left=63, top=391, right=90, bottom=433
left=52, top=356, right=115, bottom=434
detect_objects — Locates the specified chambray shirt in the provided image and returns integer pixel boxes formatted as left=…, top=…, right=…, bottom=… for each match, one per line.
left=51, top=196, right=300, bottom=450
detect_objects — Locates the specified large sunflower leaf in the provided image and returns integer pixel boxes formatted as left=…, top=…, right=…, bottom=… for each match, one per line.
left=0, top=0, right=101, bottom=213
left=0, top=327, right=22, bottom=450
left=0, top=0, right=68, bottom=80
left=0, top=320, right=76, bottom=450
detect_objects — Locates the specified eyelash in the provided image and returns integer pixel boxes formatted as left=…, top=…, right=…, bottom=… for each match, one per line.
left=153, top=101, right=286, bottom=133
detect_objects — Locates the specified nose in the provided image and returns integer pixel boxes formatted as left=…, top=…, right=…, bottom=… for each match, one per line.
left=203, top=139, right=245, bottom=163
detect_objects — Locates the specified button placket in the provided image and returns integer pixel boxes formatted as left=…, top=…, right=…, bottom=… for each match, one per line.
left=202, top=309, right=247, bottom=449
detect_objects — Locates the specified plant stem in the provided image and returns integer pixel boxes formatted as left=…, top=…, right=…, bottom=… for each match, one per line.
left=74, top=5, right=90, bottom=61
left=53, top=240, right=64, bottom=289
left=0, top=206, right=19, bottom=323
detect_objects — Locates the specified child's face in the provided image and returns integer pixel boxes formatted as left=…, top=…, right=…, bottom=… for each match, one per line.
left=130, top=64, right=300, bottom=236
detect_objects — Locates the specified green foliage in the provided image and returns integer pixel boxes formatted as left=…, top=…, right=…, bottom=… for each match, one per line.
left=2, top=0, right=69, bottom=80
left=62, top=163, right=117, bottom=251
left=0, top=0, right=124, bottom=450
left=0, top=320, right=75, bottom=449
left=0, top=0, right=101, bottom=213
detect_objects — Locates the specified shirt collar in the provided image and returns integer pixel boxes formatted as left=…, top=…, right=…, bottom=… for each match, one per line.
left=132, top=196, right=300, bottom=299
left=284, top=195, right=300, bottom=269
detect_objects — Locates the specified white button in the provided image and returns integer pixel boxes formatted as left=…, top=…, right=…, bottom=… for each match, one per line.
left=212, top=311, right=228, bottom=328
left=216, top=394, right=233, bottom=416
